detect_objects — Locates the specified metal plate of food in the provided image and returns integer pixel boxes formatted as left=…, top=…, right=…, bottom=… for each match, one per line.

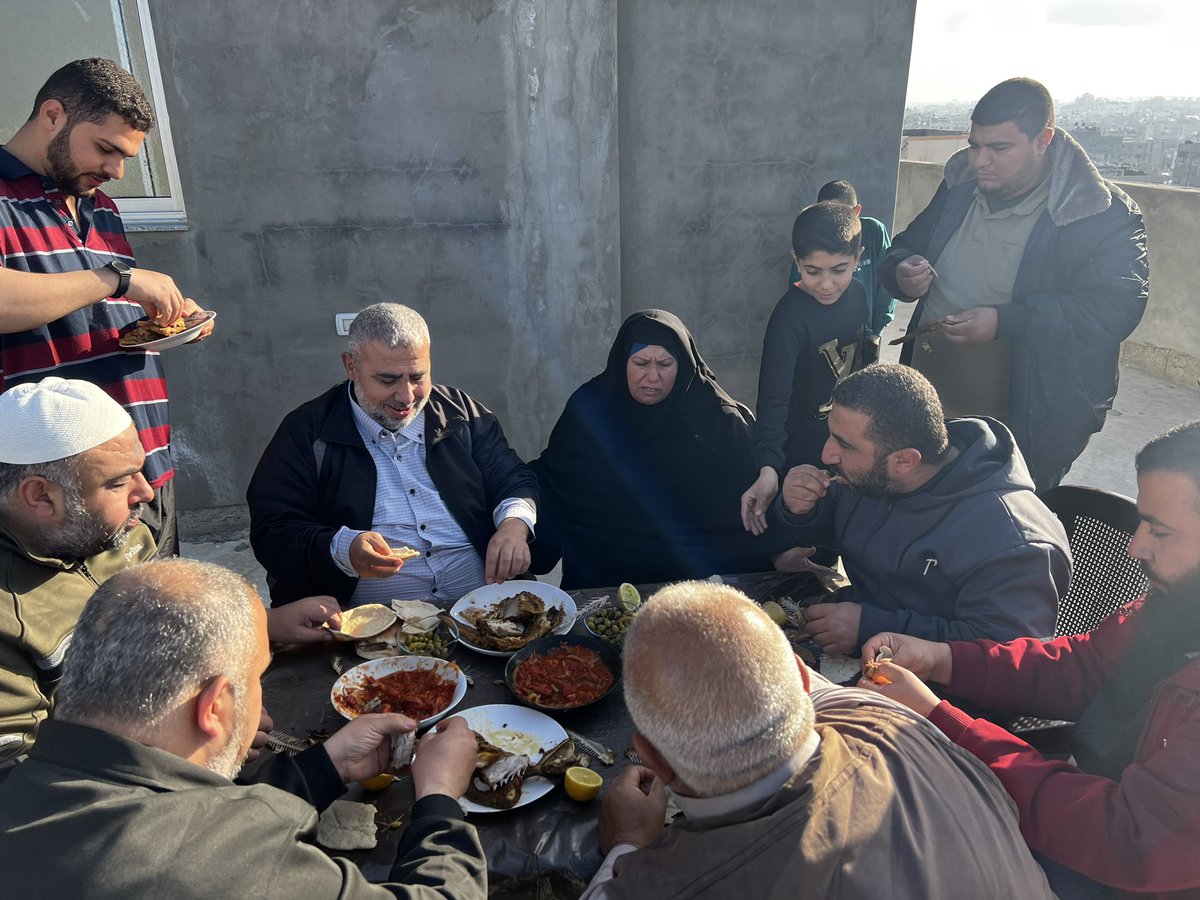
left=450, top=582, right=577, bottom=657
left=505, top=635, right=621, bottom=711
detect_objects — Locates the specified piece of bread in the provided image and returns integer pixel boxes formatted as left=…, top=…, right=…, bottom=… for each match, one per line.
left=336, top=603, right=398, bottom=640
left=389, top=546, right=421, bottom=561
left=315, top=799, right=378, bottom=850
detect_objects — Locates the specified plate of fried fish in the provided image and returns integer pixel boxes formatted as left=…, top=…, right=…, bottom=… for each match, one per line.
left=450, top=582, right=576, bottom=657
left=456, top=704, right=583, bottom=812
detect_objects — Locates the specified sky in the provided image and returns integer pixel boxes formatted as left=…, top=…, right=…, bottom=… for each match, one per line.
left=906, top=0, right=1200, bottom=103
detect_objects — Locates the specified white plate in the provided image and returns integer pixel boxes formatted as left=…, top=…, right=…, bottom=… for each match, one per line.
left=330, top=656, right=467, bottom=728
left=454, top=704, right=568, bottom=814
left=450, top=581, right=577, bottom=658
left=120, top=310, right=216, bottom=351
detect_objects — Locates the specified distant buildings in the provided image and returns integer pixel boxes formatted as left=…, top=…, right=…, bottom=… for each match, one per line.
left=900, top=128, right=968, bottom=164
left=1174, top=142, right=1200, bottom=189
left=902, top=93, right=1200, bottom=187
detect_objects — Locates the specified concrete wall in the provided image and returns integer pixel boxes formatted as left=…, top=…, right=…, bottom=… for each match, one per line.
left=134, top=0, right=916, bottom=512
left=618, top=0, right=916, bottom=407
left=894, top=159, right=1200, bottom=390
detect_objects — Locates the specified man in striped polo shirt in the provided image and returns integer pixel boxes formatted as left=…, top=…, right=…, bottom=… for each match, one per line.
left=0, top=58, right=209, bottom=557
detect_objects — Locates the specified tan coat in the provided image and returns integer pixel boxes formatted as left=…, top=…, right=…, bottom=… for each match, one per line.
left=607, top=695, right=1053, bottom=900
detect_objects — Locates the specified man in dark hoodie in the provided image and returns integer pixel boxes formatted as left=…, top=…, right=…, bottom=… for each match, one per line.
left=879, top=77, right=1147, bottom=491
left=771, top=364, right=1070, bottom=655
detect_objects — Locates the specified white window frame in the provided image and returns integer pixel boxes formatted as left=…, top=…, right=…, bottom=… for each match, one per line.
left=111, top=0, right=187, bottom=231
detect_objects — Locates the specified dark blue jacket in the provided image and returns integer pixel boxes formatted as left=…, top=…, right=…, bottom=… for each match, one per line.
left=772, top=417, right=1070, bottom=645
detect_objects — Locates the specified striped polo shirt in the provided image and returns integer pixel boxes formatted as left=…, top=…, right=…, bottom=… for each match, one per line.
left=0, top=147, right=173, bottom=486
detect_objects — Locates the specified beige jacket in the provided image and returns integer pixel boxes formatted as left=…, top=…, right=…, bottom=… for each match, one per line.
left=605, top=691, right=1053, bottom=899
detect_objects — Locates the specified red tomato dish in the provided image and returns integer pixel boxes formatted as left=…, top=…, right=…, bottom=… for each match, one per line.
left=342, top=667, right=457, bottom=720
left=512, top=644, right=615, bottom=708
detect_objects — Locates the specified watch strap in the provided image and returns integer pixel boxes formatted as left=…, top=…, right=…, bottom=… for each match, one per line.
left=105, top=261, right=132, bottom=299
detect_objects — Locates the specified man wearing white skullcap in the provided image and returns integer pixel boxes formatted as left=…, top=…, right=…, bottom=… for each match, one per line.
left=0, top=377, right=157, bottom=766
left=0, top=378, right=354, bottom=769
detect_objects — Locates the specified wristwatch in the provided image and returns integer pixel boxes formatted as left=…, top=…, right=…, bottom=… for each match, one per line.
left=105, top=260, right=132, bottom=298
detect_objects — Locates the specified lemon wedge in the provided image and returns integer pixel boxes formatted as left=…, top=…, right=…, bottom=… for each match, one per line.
left=618, top=583, right=642, bottom=613
left=564, top=766, right=604, bottom=802
left=357, top=773, right=396, bottom=792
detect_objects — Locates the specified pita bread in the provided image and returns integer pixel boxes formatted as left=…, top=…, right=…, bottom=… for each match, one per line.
left=316, top=799, right=378, bottom=850
left=335, top=603, right=398, bottom=640
left=390, top=599, right=442, bottom=635
left=390, top=546, right=421, bottom=561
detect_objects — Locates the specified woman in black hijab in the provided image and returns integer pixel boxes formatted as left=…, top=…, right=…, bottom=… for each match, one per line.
left=530, top=309, right=783, bottom=589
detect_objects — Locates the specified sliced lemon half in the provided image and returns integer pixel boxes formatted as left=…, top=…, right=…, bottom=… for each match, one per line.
left=618, top=582, right=642, bottom=613
left=564, top=766, right=604, bottom=802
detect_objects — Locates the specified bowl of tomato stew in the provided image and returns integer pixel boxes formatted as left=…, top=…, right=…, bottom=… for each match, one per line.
left=505, top=635, right=621, bottom=712
left=331, top=656, right=467, bottom=728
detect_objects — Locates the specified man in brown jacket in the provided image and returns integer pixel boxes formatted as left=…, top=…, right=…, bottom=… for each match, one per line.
left=582, top=582, right=1053, bottom=899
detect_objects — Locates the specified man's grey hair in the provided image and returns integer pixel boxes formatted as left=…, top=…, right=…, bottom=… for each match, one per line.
left=623, top=582, right=815, bottom=797
left=0, top=456, right=81, bottom=501
left=55, top=560, right=260, bottom=742
left=348, top=303, right=430, bottom=357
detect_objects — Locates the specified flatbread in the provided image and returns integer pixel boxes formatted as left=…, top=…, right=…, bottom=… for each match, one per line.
left=316, top=799, right=378, bottom=850
left=336, top=603, right=398, bottom=639
left=390, top=599, right=442, bottom=635
left=390, top=546, right=421, bottom=561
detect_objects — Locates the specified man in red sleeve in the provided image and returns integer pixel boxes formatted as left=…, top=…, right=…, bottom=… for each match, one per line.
left=861, top=419, right=1200, bottom=899
left=0, top=58, right=210, bottom=557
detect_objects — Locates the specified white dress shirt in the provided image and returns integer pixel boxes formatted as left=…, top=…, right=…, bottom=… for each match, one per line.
left=329, top=389, right=535, bottom=607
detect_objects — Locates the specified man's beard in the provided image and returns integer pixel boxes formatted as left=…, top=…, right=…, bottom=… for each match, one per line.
left=1140, top=558, right=1200, bottom=601
left=36, top=491, right=142, bottom=560
left=353, top=376, right=427, bottom=433
left=835, top=453, right=896, bottom=498
left=45, top=124, right=103, bottom=198
left=205, top=688, right=253, bottom=780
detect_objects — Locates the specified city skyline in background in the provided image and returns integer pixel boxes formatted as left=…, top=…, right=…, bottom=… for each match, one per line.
left=906, top=0, right=1199, bottom=104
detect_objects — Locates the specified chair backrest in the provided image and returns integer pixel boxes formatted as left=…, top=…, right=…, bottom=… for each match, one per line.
left=1039, top=485, right=1148, bottom=637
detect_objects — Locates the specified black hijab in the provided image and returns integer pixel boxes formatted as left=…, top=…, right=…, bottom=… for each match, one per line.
left=532, top=310, right=780, bottom=589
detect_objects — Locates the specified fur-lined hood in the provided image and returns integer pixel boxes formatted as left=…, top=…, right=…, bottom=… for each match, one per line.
left=943, top=127, right=1112, bottom=228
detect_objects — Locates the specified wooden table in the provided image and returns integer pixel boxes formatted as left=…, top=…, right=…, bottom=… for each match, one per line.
left=258, top=570, right=832, bottom=889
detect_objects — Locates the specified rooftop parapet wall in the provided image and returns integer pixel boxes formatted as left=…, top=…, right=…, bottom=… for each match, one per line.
left=894, top=160, right=1200, bottom=391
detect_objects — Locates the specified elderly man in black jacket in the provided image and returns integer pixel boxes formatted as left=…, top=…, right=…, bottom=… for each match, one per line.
left=880, top=77, right=1148, bottom=490
left=248, top=303, right=538, bottom=608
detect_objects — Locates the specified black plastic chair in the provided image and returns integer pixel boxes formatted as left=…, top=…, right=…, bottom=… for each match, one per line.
left=1008, top=485, right=1148, bottom=748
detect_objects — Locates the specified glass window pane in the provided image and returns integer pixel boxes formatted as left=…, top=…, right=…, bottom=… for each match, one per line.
left=0, top=0, right=176, bottom=203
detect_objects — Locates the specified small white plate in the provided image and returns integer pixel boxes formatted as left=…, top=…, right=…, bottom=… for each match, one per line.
left=120, top=310, right=216, bottom=351
left=454, top=704, right=568, bottom=814
left=450, top=581, right=577, bottom=658
left=330, top=656, right=466, bottom=728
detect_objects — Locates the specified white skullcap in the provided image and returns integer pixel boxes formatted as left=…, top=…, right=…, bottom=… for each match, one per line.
left=0, top=377, right=134, bottom=464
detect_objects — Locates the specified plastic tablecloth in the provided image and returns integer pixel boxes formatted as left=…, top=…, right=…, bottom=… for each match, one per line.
left=259, top=571, right=832, bottom=889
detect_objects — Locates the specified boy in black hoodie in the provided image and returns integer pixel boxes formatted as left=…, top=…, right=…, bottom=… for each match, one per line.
left=741, top=201, right=867, bottom=537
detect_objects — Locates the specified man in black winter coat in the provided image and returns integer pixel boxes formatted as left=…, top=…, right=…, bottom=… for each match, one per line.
left=879, top=77, right=1148, bottom=490
left=247, top=303, right=538, bottom=608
